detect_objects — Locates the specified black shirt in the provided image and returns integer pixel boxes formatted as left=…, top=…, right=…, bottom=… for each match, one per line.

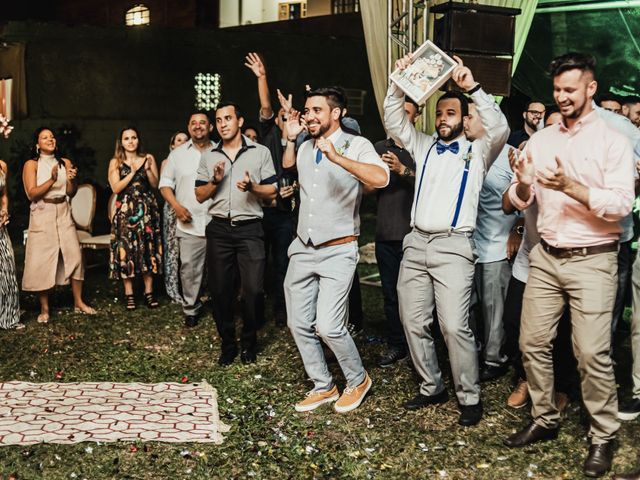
left=259, top=114, right=297, bottom=213
left=507, top=129, right=529, bottom=149
left=373, top=139, right=415, bottom=242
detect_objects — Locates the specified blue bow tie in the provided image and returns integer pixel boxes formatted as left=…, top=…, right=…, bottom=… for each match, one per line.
left=436, top=141, right=459, bottom=155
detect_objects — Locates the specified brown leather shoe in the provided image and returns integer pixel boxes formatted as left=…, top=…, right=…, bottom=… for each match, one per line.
left=507, top=379, right=529, bottom=409
left=583, top=441, right=614, bottom=478
left=613, top=467, right=640, bottom=480
left=503, top=421, right=559, bottom=447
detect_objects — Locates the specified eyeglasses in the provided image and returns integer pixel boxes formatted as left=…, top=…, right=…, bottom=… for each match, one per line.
left=526, top=110, right=546, bottom=117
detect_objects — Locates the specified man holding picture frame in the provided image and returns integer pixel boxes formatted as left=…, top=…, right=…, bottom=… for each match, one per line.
left=384, top=55, right=509, bottom=426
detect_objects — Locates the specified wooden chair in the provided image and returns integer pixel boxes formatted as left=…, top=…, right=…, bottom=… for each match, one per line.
left=71, top=184, right=115, bottom=250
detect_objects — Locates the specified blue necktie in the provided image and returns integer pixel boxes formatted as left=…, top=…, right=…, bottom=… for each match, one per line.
left=436, top=141, right=459, bottom=155
left=315, top=149, right=322, bottom=164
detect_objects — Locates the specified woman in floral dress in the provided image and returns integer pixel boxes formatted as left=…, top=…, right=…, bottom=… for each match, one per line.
left=108, top=127, right=162, bottom=310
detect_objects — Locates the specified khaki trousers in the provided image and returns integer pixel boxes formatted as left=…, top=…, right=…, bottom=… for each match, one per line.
left=521, top=244, right=619, bottom=443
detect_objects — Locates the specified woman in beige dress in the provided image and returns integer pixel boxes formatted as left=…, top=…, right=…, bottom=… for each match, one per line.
left=22, top=127, right=96, bottom=323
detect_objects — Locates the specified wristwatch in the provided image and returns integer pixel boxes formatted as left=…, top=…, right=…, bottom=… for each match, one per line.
left=402, top=166, right=412, bottom=177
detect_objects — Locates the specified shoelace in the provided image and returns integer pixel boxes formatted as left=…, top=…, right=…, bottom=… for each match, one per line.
left=343, top=387, right=354, bottom=395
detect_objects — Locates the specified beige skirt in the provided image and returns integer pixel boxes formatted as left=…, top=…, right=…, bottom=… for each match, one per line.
left=22, top=200, right=84, bottom=292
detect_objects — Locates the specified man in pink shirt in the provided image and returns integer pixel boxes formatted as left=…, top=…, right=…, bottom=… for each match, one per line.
left=503, top=53, right=634, bottom=479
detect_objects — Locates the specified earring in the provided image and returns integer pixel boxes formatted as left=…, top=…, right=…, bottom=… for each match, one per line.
left=35, top=146, right=40, bottom=154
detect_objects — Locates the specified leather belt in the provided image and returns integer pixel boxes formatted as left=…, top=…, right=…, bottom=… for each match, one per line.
left=540, top=239, right=618, bottom=258
left=43, top=197, right=66, bottom=204
left=211, top=216, right=261, bottom=227
left=316, top=235, right=358, bottom=248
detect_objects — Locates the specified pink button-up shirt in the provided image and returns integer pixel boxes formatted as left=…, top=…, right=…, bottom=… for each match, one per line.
left=508, top=110, right=634, bottom=248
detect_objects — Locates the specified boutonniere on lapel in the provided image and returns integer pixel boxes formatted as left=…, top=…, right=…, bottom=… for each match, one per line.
left=336, top=140, right=351, bottom=157
left=462, top=147, right=473, bottom=168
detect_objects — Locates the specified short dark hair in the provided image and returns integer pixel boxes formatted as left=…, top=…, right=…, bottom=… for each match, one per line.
left=597, top=93, right=622, bottom=106
left=548, top=52, right=596, bottom=78
left=404, top=96, right=420, bottom=111
left=436, top=91, right=469, bottom=118
left=306, top=87, right=347, bottom=113
left=544, top=104, right=560, bottom=122
left=621, top=95, right=640, bottom=107
left=215, top=102, right=243, bottom=120
left=188, top=109, right=212, bottom=125
left=525, top=99, right=545, bottom=110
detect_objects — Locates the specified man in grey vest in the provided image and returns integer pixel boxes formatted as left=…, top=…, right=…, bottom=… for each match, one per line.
left=384, top=55, right=509, bottom=426
left=283, top=87, right=389, bottom=413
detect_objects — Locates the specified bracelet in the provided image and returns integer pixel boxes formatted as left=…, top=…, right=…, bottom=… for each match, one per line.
left=467, top=83, right=482, bottom=95
left=287, top=138, right=296, bottom=143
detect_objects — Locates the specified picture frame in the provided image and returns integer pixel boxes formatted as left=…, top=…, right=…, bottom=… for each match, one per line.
left=390, top=40, right=458, bottom=105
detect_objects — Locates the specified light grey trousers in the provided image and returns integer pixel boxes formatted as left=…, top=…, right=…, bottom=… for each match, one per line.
left=629, top=253, right=640, bottom=399
left=473, top=259, right=511, bottom=367
left=398, top=230, right=480, bottom=406
left=285, top=237, right=366, bottom=392
left=177, top=232, right=207, bottom=317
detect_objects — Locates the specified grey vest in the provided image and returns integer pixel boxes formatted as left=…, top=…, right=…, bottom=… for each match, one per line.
left=297, top=132, right=359, bottom=245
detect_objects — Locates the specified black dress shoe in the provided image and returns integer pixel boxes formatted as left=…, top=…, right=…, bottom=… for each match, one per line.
left=184, top=315, right=199, bottom=328
left=584, top=442, right=614, bottom=478
left=479, top=364, right=508, bottom=382
left=503, top=421, right=559, bottom=447
left=377, top=347, right=408, bottom=368
left=459, top=401, right=483, bottom=426
left=218, top=350, right=237, bottom=366
left=240, top=349, right=257, bottom=364
left=613, top=467, right=640, bottom=480
left=403, top=390, right=448, bottom=410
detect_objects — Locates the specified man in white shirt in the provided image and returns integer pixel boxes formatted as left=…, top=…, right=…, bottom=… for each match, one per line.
left=159, top=111, right=213, bottom=327
left=384, top=56, right=509, bottom=426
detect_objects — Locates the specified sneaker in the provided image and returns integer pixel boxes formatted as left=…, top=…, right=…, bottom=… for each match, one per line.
left=377, top=347, right=408, bottom=368
left=346, top=322, right=363, bottom=339
left=294, top=386, right=340, bottom=413
left=507, top=379, right=529, bottom=409
left=334, top=372, right=372, bottom=413
left=555, top=392, right=570, bottom=415
left=618, top=397, right=640, bottom=421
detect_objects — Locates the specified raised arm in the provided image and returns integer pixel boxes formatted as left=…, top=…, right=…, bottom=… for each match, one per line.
left=282, top=109, right=306, bottom=169
left=245, top=52, right=273, bottom=120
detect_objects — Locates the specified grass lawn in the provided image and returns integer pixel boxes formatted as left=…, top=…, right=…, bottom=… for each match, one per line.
left=0, top=241, right=639, bottom=480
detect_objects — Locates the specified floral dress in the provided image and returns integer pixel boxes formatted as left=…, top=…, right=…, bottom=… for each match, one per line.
left=162, top=201, right=182, bottom=302
left=109, top=162, right=162, bottom=279
left=0, top=169, right=20, bottom=328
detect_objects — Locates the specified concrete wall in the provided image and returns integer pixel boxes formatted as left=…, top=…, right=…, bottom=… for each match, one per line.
left=2, top=19, right=382, bottom=191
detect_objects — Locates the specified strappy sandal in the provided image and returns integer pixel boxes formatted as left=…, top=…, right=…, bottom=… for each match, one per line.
left=125, top=294, right=136, bottom=311
left=144, top=292, right=159, bottom=309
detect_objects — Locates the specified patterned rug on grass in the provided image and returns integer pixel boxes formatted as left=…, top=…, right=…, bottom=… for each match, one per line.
left=0, top=381, right=230, bottom=445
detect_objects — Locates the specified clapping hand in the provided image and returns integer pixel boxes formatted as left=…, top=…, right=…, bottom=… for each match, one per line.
left=244, top=52, right=266, bottom=78
left=381, top=151, right=404, bottom=174
left=237, top=171, right=253, bottom=192
left=451, top=55, right=477, bottom=92
left=513, top=150, right=536, bottom=186
left=212, top=160, right=225, bottom=185
left=279, top=181, right=298, bottom=199
left=536, top=156, right=572, bottom=192
left=286, top=109, right=306, bottom=140
left=50, top=164, right=59, bottom=182
left=132, top=157, right=146, bottom=172
left=67, top=165, right=78, bottom=181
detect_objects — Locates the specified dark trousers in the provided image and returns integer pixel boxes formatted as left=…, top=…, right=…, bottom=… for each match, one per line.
left=502, top=275, right=579, bottom=396
left=206, top=220, right=265, bottom=355
left=263, top=208, right=295, bottom=318
left=612, top=240, right=632, bottom=340
left=375, top=240, right=406, bottom=348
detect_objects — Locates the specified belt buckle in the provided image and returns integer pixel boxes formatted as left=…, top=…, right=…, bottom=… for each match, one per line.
left=230, top=219, right=238, bottom=227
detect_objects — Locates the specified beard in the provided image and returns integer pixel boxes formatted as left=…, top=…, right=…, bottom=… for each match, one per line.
left=437, top=120, right=464, bottom=142
left=525, top=117, right=539, bottom=130
left=308, top=120, right=331, bottom=139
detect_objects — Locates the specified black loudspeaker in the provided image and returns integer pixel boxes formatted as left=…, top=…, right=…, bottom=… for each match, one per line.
left=431, top=1, right=521, bottom=96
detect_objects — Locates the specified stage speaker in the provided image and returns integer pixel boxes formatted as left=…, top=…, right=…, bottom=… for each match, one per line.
left=431, top=1, right=521, bottom=96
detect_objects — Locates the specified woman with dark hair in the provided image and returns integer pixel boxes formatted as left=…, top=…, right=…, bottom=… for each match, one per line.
left=0, top=159, right=21, bottom=329
left=22, top=127, right=96, bottom=323
left=108, top=127, right=162, bottom=310
left=161, top=130, right=189, bottom=303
